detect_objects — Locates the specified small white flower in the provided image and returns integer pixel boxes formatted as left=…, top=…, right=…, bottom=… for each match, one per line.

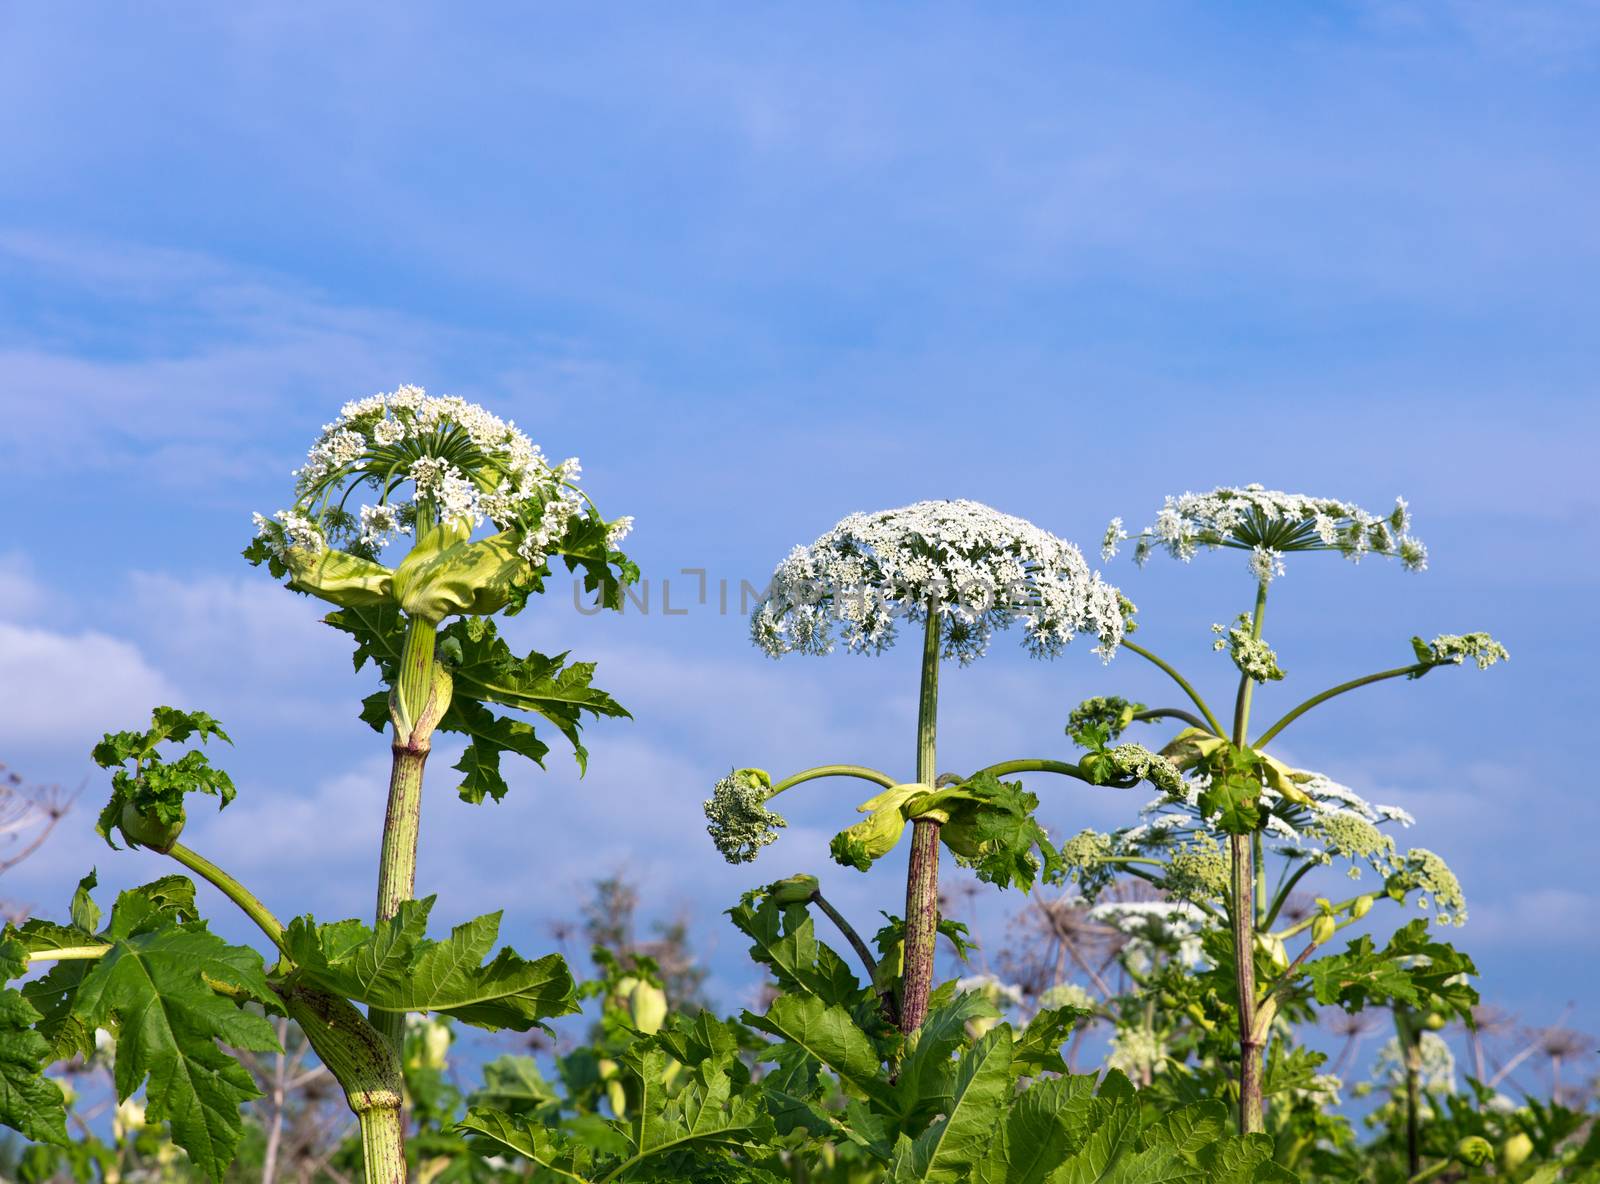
left=605, top=516, right=635, bottom=547
left=1248, top=544, right=1286, bottom=585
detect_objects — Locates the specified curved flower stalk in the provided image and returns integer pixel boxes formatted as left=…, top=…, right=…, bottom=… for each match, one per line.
left=245, top=387, right=635, bottom=1057
left=1092, top=486, right=1502, bottom=1135
left=709, top=499, right=1137, bottom=1034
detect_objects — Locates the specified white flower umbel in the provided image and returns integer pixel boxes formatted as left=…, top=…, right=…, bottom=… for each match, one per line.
left=249, top=384, right=625, bottom=573
left=1105, top=484, right=1427, bottom=578
left=751, top=499, right=1125, bottom=665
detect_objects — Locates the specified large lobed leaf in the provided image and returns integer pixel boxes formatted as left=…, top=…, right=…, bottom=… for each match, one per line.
left=285, top=895, right=580, bottom=1030
left=5, top=877, right=282, bottom=1183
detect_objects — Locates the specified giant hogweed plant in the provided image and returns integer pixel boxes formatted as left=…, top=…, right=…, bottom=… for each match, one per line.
left=1074, top=485, right=1507, bottom=1138
left=0, top=390, right=636, bottom=1184
left=705, top=500, right=1142, bottom=1035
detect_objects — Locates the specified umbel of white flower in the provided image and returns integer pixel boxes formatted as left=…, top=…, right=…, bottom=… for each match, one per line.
left=1104, top=484, right=1427, bottom=583
left=245, top=385, right=633, bottom=623
left=751, top=499, right=1126, bottom=665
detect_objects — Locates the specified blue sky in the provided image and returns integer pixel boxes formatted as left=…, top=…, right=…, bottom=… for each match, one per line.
left=1, top=2, right=1597, bottom=1092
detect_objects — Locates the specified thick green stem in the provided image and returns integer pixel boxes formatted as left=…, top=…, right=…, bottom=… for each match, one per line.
left=1231, top=581, right=1269, bottom=1135
left=1120, top=640, right=1226, bottom=736
left=899, top=607, right=942, bottom=1034
left=282, top=984, right=405, bottom=1184
left=1252, top=664, right=1427, bottom=749
left=167, top=842, right=287, bottom=953
left=373, top=614, right=450, bottom=1053
left=359, top=1108, right=407, bottom=1184
left=1232, top=832, right=1263, bottom=1134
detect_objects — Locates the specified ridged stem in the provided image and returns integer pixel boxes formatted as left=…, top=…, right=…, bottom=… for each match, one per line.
left=280, top=984, right=405, bottom=1184
left=373, top=614, right=447, bottom=1052
left=899, top=606, right=942, bottom=1034
left=1232, top=579, right=1269, bottom=1134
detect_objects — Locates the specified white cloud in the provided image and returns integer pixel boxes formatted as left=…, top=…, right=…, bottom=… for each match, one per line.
left=1468, top=888, right=1600, bottom=947
left=0, top=620, right=175, bottom=751
left=0, top=553, right=45, bottom=621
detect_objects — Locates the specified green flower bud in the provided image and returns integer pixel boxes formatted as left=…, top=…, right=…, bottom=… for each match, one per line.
left=1311, top=914, right=1337, bottom=946
left=1351, top=894, right=1375, bottom=918
left=768, top=874, right=820, bottom=905
left=1257, top=933, right=1289, bottom=971
left=606, top=1079, right=627, bottom=1120
left=1500, top=1132, right=1533, bottom=1174
left=1423, top=1012, right=1448, bottom=1031
left=120, top=800, right=185, bottom=853
left=1453, top=1136, right=1492, bottom=1167
left=629, top=982, right=668, bottom=1036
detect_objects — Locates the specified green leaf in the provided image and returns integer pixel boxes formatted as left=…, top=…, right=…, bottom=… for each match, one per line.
left=325, top=608, right=628, bottom=795
left=470, top=1055, right=560, bottom=1117
left=742, top=994, right=893, bottom=1108
left=445, top=698, right=550, bottom=804
left=284, top=897, right=579, bottom=1031
left=71, top=913, right=282, bottom=1182
left=888, top=1027, right=1014, bottom=1182
left=1046, top=1093, right=1139, bottom=1183
left=69, top=872, right=100, bottom=934
left=998, top=1073, right=1099, bottom=1184
left=828, top=784, right=925, bottom=872
left=937, top=774, right=1062, bottom=891
left=1140, top=1100, right=1228, bottom=1157
left=0, top=940, right=69, bottom=1147
left=1011, top=1006, right=1090, bottom=1080
left=1195, top=1134, right=1297, bottom=1184
left=458, top=1106, right=597, bottom=1181
left=1305, top=920, right=1477, bottom=1019
left=891, top=991, right=998, bottom=1128
left=627, top=1045, right=774, bottom=1169
left=441, top=616, right=627, bottom=773
left=92, top=710, right=236, bottom=850
left=725, top=898, right=864, bottom=1009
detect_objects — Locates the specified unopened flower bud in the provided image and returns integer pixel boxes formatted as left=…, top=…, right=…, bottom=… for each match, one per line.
left=1500, top=1132, right=1533, bottom=1174
left=120, top=800, right=185, bottom=854
left=768, top=874, right=819, bottom=905
left=1351, top=895, right=1375, bottom=919
left=630, top=982, right=668, bottom=1035
left=1454, top=1136, right=1492, bottom=1166
left=1311, top=915, right=1337, bottom=946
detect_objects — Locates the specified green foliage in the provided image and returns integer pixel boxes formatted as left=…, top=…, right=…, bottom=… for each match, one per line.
left=328, top=605, right=628, bottom=801
left=90, top=708, right=235, bottom=851
left=1304, top=921, right=1477, bottom=1020
left=0, top=941, right=69, bottom=1148
left=1, top=876, right=280, bottom=1183
left=283, top=895, right=580, bottom=1031
left=828, top=775, right=1062, bottom=891
left=460, top=1036, right=776, bottom=1182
